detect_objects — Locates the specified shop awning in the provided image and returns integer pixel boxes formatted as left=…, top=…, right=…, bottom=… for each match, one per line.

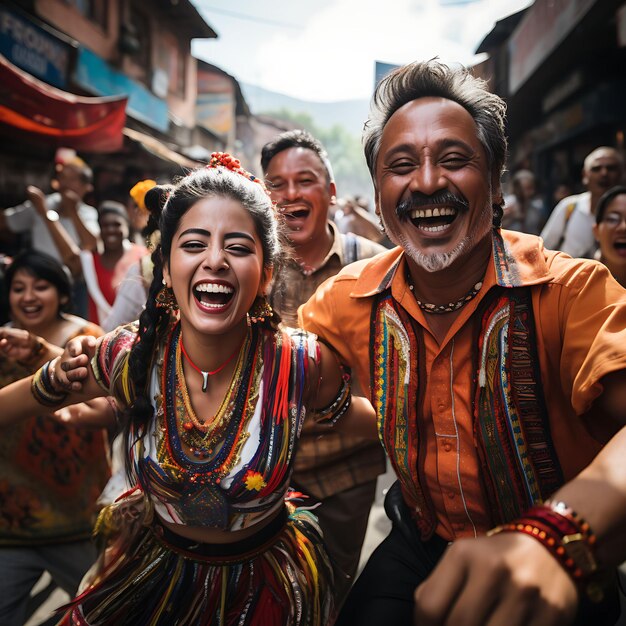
left=0, top=53, right=127, bottom=152
left=123, top=127, right=200, bottom=169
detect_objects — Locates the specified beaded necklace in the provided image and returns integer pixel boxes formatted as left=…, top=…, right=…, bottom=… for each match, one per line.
left=176, top=330, right=250, bottom=457
left=160, top=322, right=260, bottom=482
left=406, top=269, right=483, bottom=314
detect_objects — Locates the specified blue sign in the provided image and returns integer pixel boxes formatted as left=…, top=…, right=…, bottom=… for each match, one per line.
left=375, top=61, right=399, bottom=90
left=74, top=46, right=169, bottom=133
left=0, top=7, right=71, bottom=88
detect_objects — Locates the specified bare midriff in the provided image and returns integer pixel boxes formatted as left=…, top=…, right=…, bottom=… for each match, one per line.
left=158, top=505, right=283, bottom=544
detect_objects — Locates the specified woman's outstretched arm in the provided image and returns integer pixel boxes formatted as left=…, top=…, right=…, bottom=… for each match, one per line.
left=0, top=334, right=108, bottom=426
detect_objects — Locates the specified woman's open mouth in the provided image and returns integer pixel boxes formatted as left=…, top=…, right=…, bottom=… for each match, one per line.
left=613, top=239, right=626, bottom=256
left=20, top=304, right=43, bottom=317
left=193, top=282, right=235, bottom=311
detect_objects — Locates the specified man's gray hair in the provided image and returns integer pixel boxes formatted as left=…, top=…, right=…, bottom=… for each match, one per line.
left=363, top=59, right=508, bottom=187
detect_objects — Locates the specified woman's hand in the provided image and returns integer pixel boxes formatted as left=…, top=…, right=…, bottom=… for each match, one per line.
left=413, top=532, right=578, bottom=626
left=0, top=327, right=42, bottom=363
left=54, top=335, right=98, bottom=392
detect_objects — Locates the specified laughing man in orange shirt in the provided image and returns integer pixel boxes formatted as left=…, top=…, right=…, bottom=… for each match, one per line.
left=300, top=60, right=626, bottom=626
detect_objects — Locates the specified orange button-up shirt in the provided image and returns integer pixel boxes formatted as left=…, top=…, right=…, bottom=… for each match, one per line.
left=300, top=230, right=626, bottom=541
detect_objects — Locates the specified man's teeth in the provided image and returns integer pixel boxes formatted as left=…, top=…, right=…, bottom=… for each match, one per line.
left=195, top=283, right=233, bottom=294
left=410, top=207, right=457, bottom=219
left=420, top=224, right=448, bottom=232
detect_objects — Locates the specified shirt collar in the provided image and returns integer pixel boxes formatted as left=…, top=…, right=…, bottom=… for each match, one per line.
left=326, top=221, right=345, bottom=264
left=349, top=229, right=553, bottom=299
left=289, top=221, right=343, bottom=274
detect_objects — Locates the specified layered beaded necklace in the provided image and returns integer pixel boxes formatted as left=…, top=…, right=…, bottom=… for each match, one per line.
left=162, top=322, right=259, bottom=469
left=176, top=331, right=250, bottom=458
left=406, top=269, right=483, bottom=314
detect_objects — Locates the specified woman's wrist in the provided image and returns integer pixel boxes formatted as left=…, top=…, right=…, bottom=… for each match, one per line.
left=30, top=357, right=68, bottom=407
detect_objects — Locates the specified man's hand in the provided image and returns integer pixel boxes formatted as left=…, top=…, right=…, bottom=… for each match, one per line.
left=26, top=185, right=48, bottom=217
left=414, top=532, right=578, bottom=626
left=55, top=335, right=98, bottom=391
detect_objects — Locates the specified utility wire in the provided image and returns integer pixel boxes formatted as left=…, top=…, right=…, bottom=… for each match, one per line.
left=193, top=3, right=301, bottom=29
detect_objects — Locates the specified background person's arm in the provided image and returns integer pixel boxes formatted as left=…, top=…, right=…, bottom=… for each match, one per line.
left=26, top=186, right=83, bottom=277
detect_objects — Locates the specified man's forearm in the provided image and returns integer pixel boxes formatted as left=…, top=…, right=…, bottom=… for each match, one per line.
left=69, top=210, right=99, bottom=251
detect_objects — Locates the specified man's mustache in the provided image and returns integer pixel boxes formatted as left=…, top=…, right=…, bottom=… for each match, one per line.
left=396, top=191, right=469, bottom=220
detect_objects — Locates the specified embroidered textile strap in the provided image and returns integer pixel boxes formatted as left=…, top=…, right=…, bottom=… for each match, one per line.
left=370, top=287, right=564, bottom=540
left=473, top=287, right=563, bottom=524
left=370, top=292, right=437, bottom=538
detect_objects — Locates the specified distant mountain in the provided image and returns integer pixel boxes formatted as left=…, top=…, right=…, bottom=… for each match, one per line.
left=241, top=83, right=370, bottom=136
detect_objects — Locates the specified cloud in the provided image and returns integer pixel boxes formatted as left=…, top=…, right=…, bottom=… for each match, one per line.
left=193, top=0, right=532, bottom=102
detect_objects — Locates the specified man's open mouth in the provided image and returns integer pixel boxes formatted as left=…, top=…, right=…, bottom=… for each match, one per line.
left=409, top=206, right=459, bottom=232
left=282, top=208, right=310, bottom=221
left=193, top=282, right=234, bottom=309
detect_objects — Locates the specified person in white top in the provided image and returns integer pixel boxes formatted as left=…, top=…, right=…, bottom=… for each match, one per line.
left=541, top=147, right=623, bottom=258
left=0, top=156, right=100, bottom=317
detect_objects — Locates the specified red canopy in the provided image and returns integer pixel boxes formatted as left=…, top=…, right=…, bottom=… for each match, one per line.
left=0, top=54, right=128, bottom=152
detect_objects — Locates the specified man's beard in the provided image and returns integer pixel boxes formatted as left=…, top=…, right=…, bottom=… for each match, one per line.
left=383, top=196, right=494, bottom=273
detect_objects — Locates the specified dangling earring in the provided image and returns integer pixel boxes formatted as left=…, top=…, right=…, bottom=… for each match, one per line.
left=156, top=279, right=178, bottom=311
left=249, top=296, right=273, bottom=324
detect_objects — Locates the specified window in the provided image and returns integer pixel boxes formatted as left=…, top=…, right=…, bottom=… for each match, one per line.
left=66, top=0, right=108, bottom=30
left=156, top=32, right=186, bottom=97
left=127, top=4, right=151, bottom=71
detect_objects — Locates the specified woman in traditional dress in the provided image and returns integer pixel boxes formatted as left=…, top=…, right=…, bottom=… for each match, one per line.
left=0, top=154, right=376, bottom=626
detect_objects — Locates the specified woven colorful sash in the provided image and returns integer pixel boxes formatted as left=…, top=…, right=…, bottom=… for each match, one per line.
left=474, top=288, right=563, bottom=524
left=370, top=287, right=564, bottom=539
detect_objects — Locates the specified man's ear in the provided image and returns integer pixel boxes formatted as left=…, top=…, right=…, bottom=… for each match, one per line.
left=374, top=186, right=382, bottom=218
left=329, top=181, right=337, bottom=206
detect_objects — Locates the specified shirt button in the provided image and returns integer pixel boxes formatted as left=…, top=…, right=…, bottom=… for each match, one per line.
left=443, top=442, right=452, bottom=452
left=447, top=492, right=456, bottom=500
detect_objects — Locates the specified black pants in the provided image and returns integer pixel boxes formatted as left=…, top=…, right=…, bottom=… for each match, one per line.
left=336, top=481, right=619, bottom=626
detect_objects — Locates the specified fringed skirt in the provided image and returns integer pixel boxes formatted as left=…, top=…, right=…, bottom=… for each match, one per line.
left=60, top=502, right=335, bottom=626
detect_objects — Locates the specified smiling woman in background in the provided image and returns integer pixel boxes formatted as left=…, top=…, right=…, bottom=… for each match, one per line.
left=593, top=186, right=626, bottom=288
left=0, top=250, right=109, bottom=626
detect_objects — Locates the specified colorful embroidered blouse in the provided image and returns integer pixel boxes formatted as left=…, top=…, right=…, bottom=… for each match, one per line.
left=0, top=323, right=110, bottom=546
left=92, top=321, right=321, bottom=531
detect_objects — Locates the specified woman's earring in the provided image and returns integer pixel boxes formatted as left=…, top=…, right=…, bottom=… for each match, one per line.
left=156, top=279, right=178, bottom=311
left=249, top=296, right=273, bottom=324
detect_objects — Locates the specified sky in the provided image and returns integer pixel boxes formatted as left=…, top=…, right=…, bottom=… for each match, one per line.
left=191, top=0, right=533, bottom=103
